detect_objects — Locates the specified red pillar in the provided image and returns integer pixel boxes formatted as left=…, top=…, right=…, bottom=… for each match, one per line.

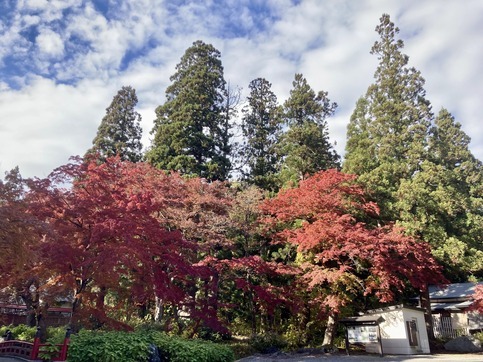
left=58, top=327, right=71, bottom=361
left=30, top=327, right=42, bottom=360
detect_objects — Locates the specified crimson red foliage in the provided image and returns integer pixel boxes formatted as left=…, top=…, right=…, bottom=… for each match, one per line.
left=25, top=157, right=229, bottom=330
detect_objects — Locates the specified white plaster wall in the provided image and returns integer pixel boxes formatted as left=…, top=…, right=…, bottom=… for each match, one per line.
left=367, top=308, right=430, bottom=355
left=402, top=309, right=430, bottom=354
left=379, top=310, right=412, bottom=355
left=451, top=312, right=467, bottom=329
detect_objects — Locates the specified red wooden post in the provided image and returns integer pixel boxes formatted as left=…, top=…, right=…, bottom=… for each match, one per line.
left=30, top=326, right=41, bottom=360
left=58, top=327, right=71, bottom=361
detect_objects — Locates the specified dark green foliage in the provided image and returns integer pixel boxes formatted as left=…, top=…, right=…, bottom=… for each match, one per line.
left=239, top=78, right=283, bottom=192
left=150, top=332, right=234, bottom=362
left=397, top=109, right=483, bottom=278
left=67, top=330, right=234, bottom=362
left=248, top=333, right=287, bottom=353
left=146, top=40, right=231, bottom=181
left=86, top=86, right=143, bottom=162
left=343, top=14, right=483, bottom=280
left=280, top=73, right=339, bottom=184
left=343, top=13, right=432, bottom=220
left=223, top=340, right=256, bottom=360
left=46, top=326, right=69, bottom=345
left=68, top=330, right=150, bottom=362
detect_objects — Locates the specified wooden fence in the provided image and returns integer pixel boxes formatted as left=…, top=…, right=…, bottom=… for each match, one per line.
left=432, top=315, right=468, bottom=339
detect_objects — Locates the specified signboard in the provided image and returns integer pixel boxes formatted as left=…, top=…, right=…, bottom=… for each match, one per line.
left=347, top=325, right=378, bottom=343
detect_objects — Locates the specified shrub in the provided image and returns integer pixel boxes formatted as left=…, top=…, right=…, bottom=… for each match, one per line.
left=196, top=326, right=231, bottom=342
left=0, top=325, right=11, bottom=339
left=474, top=331, right=483, bottom=344
left=249, top=333, right=287, bottom=353
left=222, top=339, right=256, bottom=360
left=1, top=324, right=72, bottom=344
left=67, top=330, right=234, bottom=362
left=149, top=331, right=234, bottom=362
left=68, top=330, right=152, bottom=362
left=0, top=324, right=37, bottom=341
left=47, top=326, right=70, bottom=345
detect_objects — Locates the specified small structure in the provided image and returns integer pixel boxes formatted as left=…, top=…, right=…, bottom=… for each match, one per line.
left=340, top=305, right=430, bottom=355
left=429, top=282, right=483, bottom=338
left=0, top=303, right=72, bottom=327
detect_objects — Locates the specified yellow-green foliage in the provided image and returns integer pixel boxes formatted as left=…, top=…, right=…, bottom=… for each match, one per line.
left=0, top=324, right=36, bottom=341
left=0, top=324, right=71, bottom=344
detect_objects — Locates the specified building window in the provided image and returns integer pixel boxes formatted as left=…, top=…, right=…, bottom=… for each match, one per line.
left=406, top=320, right=419, bottom=347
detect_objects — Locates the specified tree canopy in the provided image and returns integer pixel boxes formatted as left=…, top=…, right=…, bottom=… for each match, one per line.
left=86, top=86, right=143, bottom=163
left=261, top=169, right=446, bottom=344
left=343, top=14, right=483, bottom=279
left=343, top=13, right=432, bottom=220
left=239, top=77, right=283, bottom=192
left=26, top=157, right=229, bottom=330
left=279, top=73, right=339, bottom=184
left=146, top=40, right=231, bottom=181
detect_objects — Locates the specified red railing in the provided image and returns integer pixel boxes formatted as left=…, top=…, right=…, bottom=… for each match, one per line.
left=0, top=339, right=34, bottom=358
left=0, top=327, right=70, bottom=361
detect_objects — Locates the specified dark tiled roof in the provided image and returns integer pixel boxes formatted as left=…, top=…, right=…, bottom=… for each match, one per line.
left=429, top=282, right=483, bottom=300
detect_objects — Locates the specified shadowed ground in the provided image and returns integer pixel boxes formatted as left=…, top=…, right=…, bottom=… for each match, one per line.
left=237, top=352, right=483, bottom=361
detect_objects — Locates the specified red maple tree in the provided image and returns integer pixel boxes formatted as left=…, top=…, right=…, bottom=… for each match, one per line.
left=26, top=157, right=230, bottom=330
left=260, top=169, right=446, bottom=343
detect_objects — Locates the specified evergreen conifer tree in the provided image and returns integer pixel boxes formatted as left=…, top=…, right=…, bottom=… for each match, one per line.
left=239, top=78, right=282, bottom=192
left=146, top=40, right=231, bottom=181
left=343, top=14, right=433, bottom=220
left=344, top=14, right=483, bottom=281
left=86, top=86, right=143, bottom=162
left=397, top=109, right=483, bottom=279
left=280, top=73, right=339, bottom=184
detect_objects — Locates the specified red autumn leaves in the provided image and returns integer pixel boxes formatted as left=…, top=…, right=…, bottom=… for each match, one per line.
left=1, top=159, right=445, bottom=331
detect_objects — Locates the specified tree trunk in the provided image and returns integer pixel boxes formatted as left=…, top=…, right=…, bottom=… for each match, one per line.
left=154, top=296, right=163, bottom=323
left=36, top=305, right=48, bottom=343
left=18, top=277, right=40, bottom=327
left=420, top=286, right=435, bottom=341
left=70, top=279, right=89, bottom=331
left=298, top=305, right=311, bottom=346
left=322, top=312, right=338, bottom=349
left=248, top=290, right=257, bottom=335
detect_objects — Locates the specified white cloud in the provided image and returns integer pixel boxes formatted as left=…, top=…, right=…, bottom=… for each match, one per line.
left=36, top=27, right=65, bottom=58
left=0, top=77, right=113, bottom=178
left=23, top=0, right=82, bottom=22
left=0, top=0, right=482, bottom=179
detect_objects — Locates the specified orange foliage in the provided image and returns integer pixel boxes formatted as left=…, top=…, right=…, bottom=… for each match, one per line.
left=261, top=169, right=446, bottom=312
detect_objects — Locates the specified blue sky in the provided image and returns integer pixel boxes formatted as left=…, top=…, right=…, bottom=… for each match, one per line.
left=1, top=0, right=482, bottom=178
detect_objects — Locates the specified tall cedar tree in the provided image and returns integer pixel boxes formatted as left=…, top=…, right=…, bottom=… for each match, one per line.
left=146, top=41, right=231, bottom=181
left=240, top=78, right=283, bottom=192
left=397, top=109, right=483, bottom=279
left=261, top=169, right=446, bottom=346
left=343, top=14, right=432, bottom=220
left=280, top=73, right=340, bottom=184
left=26, top=157, right=229, bottom=331
left=86, top=86, right=143, bottom=162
